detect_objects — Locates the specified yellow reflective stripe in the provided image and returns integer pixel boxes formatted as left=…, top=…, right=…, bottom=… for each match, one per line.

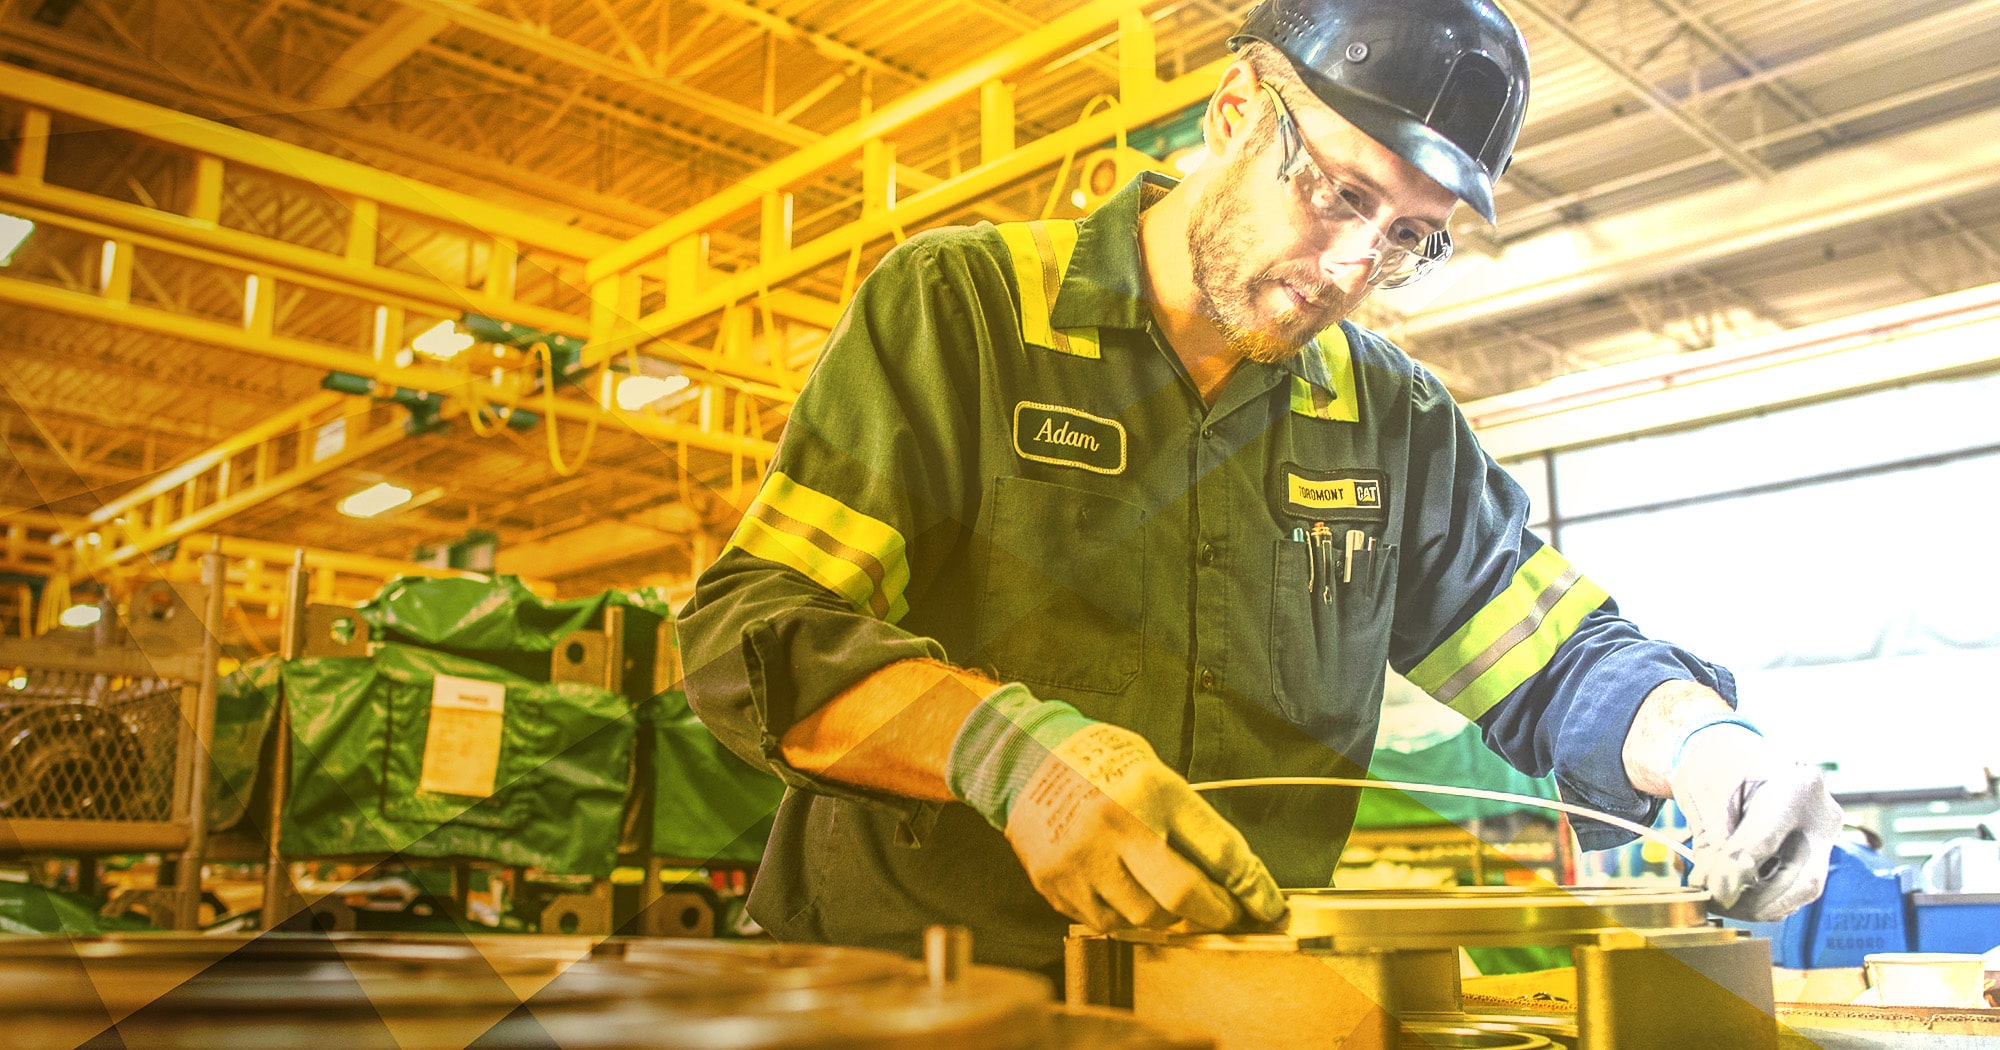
left=1407, top=546, right=1610, bottom=721
left=724, top=470, right=911, bottom=622
left=996, top=220, right=1098, bottom=358
left=1041, top=217, right=1081, bottom=278
left=1289, top=325, right=1359, bottom=421
left=996, top=222, right=1053, bottom=350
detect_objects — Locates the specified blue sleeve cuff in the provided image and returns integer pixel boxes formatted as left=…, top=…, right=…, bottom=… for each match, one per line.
left=1555, top=644, right=1739, bottom=852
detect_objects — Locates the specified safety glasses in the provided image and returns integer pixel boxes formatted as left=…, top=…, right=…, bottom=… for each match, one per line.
left=1260, top=82, right=1453, bottom=289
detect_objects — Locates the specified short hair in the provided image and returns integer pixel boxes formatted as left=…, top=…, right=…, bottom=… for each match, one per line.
left=1231, top=40, right=1309, bottom=151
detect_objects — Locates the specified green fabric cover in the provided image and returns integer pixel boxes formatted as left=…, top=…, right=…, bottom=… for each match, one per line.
left=1354, top=727, right=1560, bottom=829
left=0, top=881, right=153, bottom=935
left=358, top=575, right=675, bottom=690
left=211, top=656, right=284, bottom=832
left=280, top=644, right=633, bottom=875
left=641, top=688, right=781, bottom=865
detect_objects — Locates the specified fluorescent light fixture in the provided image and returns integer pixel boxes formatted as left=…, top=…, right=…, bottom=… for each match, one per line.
left=615, top=373, right=691, bottom=411
left=412, top=320, right=475, bottom=359
left=0, top=214, right=31, bottom=265
left=338, top=481, right=414, bottom=518
left=59, top=604, right=102, bottom=629
left=7, top=675, right=26, bottom=690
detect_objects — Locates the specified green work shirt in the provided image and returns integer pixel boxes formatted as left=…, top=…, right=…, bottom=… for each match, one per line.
left=678, top=174, right=1734, bottom=970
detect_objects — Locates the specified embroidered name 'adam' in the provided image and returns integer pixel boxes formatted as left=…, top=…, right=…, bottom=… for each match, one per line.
left=1034, top=416, right=1100, bottom=452
left=1013, top=402, right=1125, bottom=475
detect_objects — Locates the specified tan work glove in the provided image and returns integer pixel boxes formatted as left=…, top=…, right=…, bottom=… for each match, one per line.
left=946, top=684, right=1286, bottom=932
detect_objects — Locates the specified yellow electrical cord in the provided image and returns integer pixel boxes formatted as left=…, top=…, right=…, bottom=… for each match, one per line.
left=534, top=342, right=598, bottom=477
left=1042, top=94, right=1120, bottom=219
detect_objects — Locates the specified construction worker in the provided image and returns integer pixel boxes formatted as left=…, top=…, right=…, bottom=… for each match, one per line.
left=677, top=0, right=1842, bottom=975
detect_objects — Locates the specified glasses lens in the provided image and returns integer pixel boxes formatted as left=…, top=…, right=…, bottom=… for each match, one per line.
left=1265, top=82, right=1453, bottom=288
left=1376, top=231, right=1452, bottom=289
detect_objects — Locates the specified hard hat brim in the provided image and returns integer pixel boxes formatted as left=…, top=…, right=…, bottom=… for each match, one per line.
left=1290, top=65, right=1500, bottom=226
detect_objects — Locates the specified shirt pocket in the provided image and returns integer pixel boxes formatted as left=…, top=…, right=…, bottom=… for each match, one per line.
left=976, top=475, right=1146, bottom=695
left=1269, top=536, right=1399, bottom=744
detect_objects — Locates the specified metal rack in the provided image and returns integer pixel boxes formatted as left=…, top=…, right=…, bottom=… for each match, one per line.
left=0, top=544, right=228, bottom=930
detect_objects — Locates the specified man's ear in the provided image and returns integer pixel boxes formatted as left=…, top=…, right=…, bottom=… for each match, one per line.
left=1202, top=60, right=1260, bottom=155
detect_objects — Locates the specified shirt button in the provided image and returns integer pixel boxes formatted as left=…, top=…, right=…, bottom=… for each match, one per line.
left=1202, top=425, right=1218, bottom=440
left=1197, top=667, right=1216, bottom=690
left=1199, top=542, right=1216, bottom=566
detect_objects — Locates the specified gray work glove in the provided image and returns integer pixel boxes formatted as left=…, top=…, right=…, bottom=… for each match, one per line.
left=946, top=684, right=1285, bottom=933
left=1669, top=723, right=1843, bottom=921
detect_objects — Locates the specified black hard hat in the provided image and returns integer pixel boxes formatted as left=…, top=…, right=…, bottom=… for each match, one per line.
left=1229, top=0, right=1530, bottom=224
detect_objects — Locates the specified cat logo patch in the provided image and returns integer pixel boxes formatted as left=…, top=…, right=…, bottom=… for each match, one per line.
left=1279, top=464, right=1388, bottom=522
left=1013, top=402, right=1126, bottom=475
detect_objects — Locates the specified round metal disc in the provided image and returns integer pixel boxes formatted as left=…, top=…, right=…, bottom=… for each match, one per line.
left=0, top=933, right=1199, bottom=1050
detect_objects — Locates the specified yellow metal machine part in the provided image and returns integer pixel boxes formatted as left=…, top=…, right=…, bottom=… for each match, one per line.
left=1066, top=886, right=1779, bottom=1050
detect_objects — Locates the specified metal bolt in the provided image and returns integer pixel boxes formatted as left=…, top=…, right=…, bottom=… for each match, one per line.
left=924, top=924, right=972, bottom=988
left=1345, top=42, right=1369, bottom=62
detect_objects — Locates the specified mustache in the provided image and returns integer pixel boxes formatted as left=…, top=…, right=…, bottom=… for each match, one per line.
left=1260, top=268, right=1339, bottom=311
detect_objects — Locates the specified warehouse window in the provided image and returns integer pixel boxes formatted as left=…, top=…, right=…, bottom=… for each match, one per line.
left=1500, top=368, right=2000, bottom=804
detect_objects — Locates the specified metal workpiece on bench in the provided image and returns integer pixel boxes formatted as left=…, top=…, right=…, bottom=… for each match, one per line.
left=1067, top=885, right=1780, bottom=1050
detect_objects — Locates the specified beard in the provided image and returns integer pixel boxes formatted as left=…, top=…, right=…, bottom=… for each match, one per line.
left=1186, top=150, right=1351, bottom=365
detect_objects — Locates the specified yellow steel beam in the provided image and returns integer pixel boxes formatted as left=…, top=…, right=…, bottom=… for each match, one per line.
left=61, top=392, right=350, bottom=538
left=0, top=272, right=778, bottom=461
left=0, top=64, right=616, bottom=257
left=588, top=56, right=1226, bottom=364
left=1, top=39, right=853, bottom=374
left=687, top=0, right=916, bottom=83
left=2, top=507, right=547, bottom=618
left=386, top=0, right=821, bottom=148
left=381, top=0, right=945, bottom=196
left=307, top=6, right=453, bottom=107
left=68, top=396, right=413, bottom=575
left=0, top=166, right=586, bottom=338
left=588, top=0, right=1152, bottom=282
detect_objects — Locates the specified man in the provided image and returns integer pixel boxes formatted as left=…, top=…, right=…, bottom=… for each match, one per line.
left=678, top=0, right=1841, bottom=974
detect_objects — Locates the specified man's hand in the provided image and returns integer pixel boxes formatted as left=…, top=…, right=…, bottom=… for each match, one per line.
left=1670, top=724, right=1842, bottom=921
left=1005, top=722, right=1286, bottom=931
left=948, top=685, right=1285, bottom=933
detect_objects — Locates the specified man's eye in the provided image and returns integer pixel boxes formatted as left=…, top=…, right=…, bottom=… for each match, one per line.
left=1306, top=180, right=1357, bottom=217
left=1391, top=225, right=1428, bottom=247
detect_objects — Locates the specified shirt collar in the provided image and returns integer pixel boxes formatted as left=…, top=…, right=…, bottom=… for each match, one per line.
left=1047, top=171, right=1176, bottom=333
left=1052, top=170, right=1350, bottom=404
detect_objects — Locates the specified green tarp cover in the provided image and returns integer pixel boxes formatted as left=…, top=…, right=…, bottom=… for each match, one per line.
left=358, top=575, right=675, bottom=687
left=280, top=644, right=632, bottom=875
left=0, top=881, right=152, bottom=936
left=640, top=689, right=781, bottom=865
left=211, top=655, right=284, bottom=832
left=1355, top=726, right=1560, bottom=829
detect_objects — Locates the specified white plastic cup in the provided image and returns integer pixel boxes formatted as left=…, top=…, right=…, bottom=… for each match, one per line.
left=1863, top=952, right=1988, bottom=1008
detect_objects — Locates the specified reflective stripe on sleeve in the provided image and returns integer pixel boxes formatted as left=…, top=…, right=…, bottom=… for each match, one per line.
left=725, top=470, right=912, bottom=622
left=1406, top=545, right=1611, bottom=721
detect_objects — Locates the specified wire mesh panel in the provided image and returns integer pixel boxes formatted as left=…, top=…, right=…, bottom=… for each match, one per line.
left=0, top=670, right=187, bottom=824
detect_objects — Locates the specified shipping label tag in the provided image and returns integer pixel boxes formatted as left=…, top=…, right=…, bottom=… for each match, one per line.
left=418, top=673, right=506, bottom=798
